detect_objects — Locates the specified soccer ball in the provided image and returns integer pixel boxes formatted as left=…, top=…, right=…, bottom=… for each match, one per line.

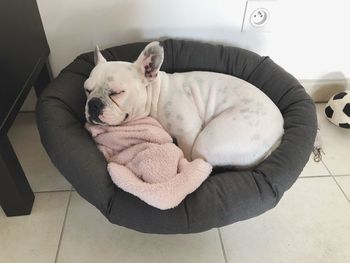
left=324, top=91, right=350, bottom=129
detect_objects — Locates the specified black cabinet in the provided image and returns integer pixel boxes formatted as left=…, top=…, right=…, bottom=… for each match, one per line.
left=0, top=0, right=53, bottom=216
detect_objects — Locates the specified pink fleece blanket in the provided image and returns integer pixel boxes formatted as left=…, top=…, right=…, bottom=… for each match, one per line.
left=85, top=117, right=212, bottom=210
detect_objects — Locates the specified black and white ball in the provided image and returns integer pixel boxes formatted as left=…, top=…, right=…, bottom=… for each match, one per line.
left=325, top=91, right=350, bottom=129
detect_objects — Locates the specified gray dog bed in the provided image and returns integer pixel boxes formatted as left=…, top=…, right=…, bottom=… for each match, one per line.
left=36, top=39, right=317, bottom=234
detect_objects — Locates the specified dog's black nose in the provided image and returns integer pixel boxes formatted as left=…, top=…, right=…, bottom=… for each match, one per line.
left=88, top=97, right=104, bottom=120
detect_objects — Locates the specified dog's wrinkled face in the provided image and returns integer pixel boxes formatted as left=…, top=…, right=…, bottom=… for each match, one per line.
left=85, top=41, right=164, bottom=126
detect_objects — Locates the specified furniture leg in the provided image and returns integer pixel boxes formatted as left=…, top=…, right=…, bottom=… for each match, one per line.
left=34, top=59, right=53, bottom=97
left=0, top=135, right=34, bottom=216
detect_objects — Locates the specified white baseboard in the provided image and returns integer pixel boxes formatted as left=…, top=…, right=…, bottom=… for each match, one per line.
left=299, top=78, right=350, bottom=102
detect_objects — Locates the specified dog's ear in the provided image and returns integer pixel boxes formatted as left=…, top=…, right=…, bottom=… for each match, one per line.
left=94, top=46, right=107, bottom=65
left=134, top=41, right=164, bottom=81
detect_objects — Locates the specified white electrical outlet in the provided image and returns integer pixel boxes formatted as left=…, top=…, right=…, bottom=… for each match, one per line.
left=242, top=0, right=277, bottom=33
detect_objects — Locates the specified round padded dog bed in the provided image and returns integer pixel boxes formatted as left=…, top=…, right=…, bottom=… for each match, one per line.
left=36, top=39, right=317, bottom=234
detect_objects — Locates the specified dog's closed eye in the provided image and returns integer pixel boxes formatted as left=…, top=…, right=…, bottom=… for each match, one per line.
left=110, top=90, right=125, bottom=96
left=109, top=90, right=126, bottom=107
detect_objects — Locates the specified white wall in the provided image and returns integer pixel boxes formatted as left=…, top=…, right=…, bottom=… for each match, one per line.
left=37, top=0, right=350, bottom=81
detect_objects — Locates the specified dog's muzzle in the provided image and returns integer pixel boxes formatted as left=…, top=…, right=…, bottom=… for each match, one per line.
left=87, top=97, right=104, bottom=123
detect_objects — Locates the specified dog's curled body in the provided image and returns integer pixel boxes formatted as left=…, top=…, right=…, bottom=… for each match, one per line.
left=151, top=71, right=284, bottom=167
left=85, top=42, right=284, bottom=168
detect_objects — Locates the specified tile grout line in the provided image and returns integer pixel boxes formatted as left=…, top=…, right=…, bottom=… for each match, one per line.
left=321, top=159, right=332, bottom=177
left=34, top=189, right=72, bottom=194
left=54, top=188, right=73, bottom=263
left=320, top=157, right=350, bottom=177
left=217, top=228, right=229, bottom=263
left=332, top=176, right=350, bottom=203
left=299, top=174, right=350, bottom=178
left=298, top=175, right=331, bottom=179
left=321, top=159, right=350, bottom=203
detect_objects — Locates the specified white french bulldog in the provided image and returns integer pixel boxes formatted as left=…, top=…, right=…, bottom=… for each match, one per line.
left=85, top=41, right=284, bottom=168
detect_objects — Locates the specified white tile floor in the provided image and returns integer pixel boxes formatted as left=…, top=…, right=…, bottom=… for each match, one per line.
left=1, top=103, right=350, bottom=263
